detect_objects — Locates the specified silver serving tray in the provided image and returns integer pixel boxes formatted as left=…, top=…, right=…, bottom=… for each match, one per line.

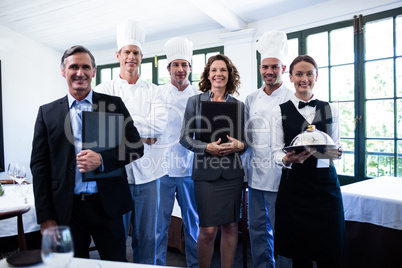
left=283, top=144, right=338, bottom=159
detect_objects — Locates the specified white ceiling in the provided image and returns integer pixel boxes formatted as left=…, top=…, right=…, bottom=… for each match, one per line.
left=0, top=0, right=400, bottom=53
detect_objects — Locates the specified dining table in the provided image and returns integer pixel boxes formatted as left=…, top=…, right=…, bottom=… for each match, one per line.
left=0, top=256, right=177, bottom=268
left=340, top=176, right=402, bottom=267
left=0, top=183, right=40, bottom=238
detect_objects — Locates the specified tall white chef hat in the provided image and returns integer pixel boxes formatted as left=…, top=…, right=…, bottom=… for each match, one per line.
left=116, top=19, right=145, bottom=53
left=256, top=30, right=288, bottom=63
left=165, top=37, right=193, bottom=65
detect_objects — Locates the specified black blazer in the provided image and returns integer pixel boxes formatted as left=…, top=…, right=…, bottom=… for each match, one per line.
left=179, top=91, right=247, bottom=181
left=30, top=91, right=144, bottom=225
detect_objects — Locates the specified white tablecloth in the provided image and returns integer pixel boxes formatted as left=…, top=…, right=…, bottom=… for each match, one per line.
left=0, top=184, right=40, bottom=237
left=0, top=257, right=176, bottom=268
left=341, top=176, right=402, bottom=230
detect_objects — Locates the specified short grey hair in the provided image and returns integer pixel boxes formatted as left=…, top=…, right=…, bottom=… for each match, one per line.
left=60, top=45, right=96, bottom=70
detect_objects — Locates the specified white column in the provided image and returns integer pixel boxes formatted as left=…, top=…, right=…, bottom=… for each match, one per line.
left=219, top=28, right=257, bottom=102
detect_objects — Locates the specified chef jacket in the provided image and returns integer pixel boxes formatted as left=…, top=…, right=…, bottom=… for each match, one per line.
left=158, top=82, right=200, bottom=177
left=95, top=76, right=168, bottom=184
left=245, top=84, right=294, bottom=192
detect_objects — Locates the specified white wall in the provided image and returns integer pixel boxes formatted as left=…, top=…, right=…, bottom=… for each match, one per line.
left=0, top=25, right=66, bottom=181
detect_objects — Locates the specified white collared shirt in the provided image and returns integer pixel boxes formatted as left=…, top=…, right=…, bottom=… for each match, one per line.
left=271, top=94, right=340, bottom=169
left=95, top=76, right=168, bottom=184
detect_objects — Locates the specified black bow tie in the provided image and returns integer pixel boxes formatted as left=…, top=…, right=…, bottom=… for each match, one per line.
left=298, top=100, right=317, bottom=109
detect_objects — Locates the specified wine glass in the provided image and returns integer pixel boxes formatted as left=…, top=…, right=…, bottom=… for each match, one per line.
left=14, top=165, right=26, bottom=186
left=7, top=163, right=17, bottom=184
left=13, top=165, right=26, bottom=197
left=41, top=226, right=74, bottom=268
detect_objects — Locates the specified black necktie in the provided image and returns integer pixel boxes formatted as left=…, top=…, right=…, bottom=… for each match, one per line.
left=298, top=100, right=317, bottom=109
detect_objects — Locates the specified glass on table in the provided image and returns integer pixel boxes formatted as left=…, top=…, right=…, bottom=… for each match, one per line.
left=7, top=163, right=17, bottom=185
left=12, top=164, right=27, bottom=198
left=41, top=225, right=74, bottom=268
left=14, top=165, right=26, bottom=186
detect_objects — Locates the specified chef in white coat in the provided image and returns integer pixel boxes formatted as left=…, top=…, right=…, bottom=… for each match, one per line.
left=155, top=36, right=200, bottom=268
left=94, top=19, right=168, bottom=265
left=244, top=30, right=293, bottom=268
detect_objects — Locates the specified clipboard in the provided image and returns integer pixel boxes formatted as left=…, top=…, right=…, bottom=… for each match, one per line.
left=199, top=101, right=243, bottom=143
left=82, top=111, right=125, bottom=181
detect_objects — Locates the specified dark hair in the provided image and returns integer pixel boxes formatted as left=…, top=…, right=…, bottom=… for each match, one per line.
left=61, top=45, right=96, bottom=70
left=198, top=54, right=240, bottom=96
left=289, top=55, right=318, bottom=75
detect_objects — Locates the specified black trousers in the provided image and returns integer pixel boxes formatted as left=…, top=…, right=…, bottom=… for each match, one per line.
left=70, top=194, right=127, bottom=261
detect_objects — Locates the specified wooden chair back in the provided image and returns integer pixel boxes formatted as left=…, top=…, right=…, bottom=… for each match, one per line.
left=0, top=206, right=31, bottom=251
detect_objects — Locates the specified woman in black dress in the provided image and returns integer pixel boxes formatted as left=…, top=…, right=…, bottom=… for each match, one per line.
left=271, top=55, right=344, bottom=268
left=180, top=54, right=247, bottom=268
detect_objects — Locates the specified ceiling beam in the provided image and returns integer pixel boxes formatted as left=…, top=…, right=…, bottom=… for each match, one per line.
left=188, top=0, right=247, bottom=32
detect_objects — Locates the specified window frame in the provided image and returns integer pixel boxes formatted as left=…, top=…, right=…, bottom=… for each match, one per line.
left=258, top=7, right=402, bottom=185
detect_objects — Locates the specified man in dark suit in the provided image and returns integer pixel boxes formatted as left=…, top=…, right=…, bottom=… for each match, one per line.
left=30, top=45, right=144, bottom=261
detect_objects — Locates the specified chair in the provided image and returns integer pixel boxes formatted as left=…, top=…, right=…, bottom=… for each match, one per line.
left=0, top=206, right=31, bottom=251
left=0, top=179, right=30, bottom=185
left=0, top=179, right=14, bottom=184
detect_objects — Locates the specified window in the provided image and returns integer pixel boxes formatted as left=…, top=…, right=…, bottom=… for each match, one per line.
left=95, top=46, right=224, bottom=87
left=263, top=8, right=402, bottom=184
left=303, top=24, right=356, bottom=180
left=363, top=13, right=402, bottom=178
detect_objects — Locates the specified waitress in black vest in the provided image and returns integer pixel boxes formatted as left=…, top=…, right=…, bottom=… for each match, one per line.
left=271, top=55, right=344, bottom=268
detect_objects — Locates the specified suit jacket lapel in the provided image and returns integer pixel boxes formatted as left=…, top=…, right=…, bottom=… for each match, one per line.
left=200, top=91, right=210, bottom=102
left=59, top=96, right=73, bottom=139
left=92, top=91, right=100, bottom=112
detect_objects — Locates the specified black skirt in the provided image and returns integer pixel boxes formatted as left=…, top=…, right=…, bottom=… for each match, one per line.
left=194, top=176, right=243, bottom=227
left=275, top=163, right=345, bottom=262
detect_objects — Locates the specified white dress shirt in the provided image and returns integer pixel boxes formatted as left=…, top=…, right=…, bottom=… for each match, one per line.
left=95, top=76, right=168, bottom=184
left=271, top=94, right=340, bottom=169
left=67, top=90, right=98, bottom=194
left=244, top=84, right=294, bottom=192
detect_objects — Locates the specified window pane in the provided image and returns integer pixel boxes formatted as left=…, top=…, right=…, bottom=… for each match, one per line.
left=365, top=17, right=393, bottom=60
left=192, top=54, right=205, bottom=82
left=366, top=140, right=394, bottom=177
left=365, top=59, right=394, bottom=99
left=284, top=38, right=299, bottom=67
left=339, top=102, right=355, bottom=138
left=140, top=62, right=153, bottom=83
left=397, top=15, right=402, bottom=56
left=206, top=52, right=219, bottom=59
left=307, top=32, right=328, bottom=67
left=397, top=140, right=402, bottom=177
left=330, top=27, right=354, bottom=65
left=91, top=75, right=96, bottom=88
left=158, top=58, right=169, bottom=85
left=397, top=58, right=402, bottom=97
left=314, top=67, right=328, bottom=101
left=101, top=68, right=112, bottom=82
left=112, top=67, right=120, bottom=79
left=334, top=139, right=354, bottom=176
left=366, top=99, right=394, bottom=138
left=330, top=64, right=354, bottom=101
left=397, top=99, right=402, bottom=138
left=283, top=77, right=294, bottom=93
